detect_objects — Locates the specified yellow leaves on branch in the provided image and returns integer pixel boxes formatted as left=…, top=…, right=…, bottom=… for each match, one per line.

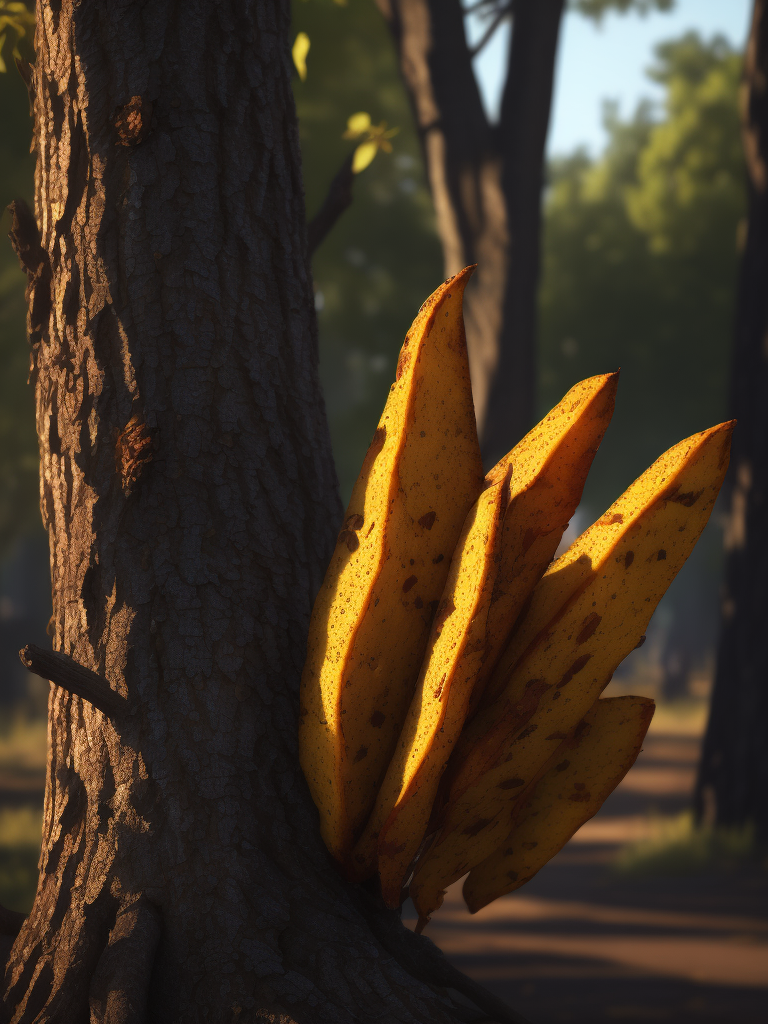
left=343, top=112, right=399, bottom=173
left=299, top=270, right=733, bottom=926
left=0, top=1, right=35, bottom=74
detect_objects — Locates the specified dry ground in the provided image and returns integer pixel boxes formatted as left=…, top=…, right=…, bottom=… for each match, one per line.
left=1, top=709, right=766, bottom=1022
left=403, top=708, right=768, bottom=1024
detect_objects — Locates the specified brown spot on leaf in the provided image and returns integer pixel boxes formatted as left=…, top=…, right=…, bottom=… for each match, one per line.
left=635, top=634, right=647, bottom=650
left=396, top=346, right=410, bottom=380
left=353, top=746, right=368, bottom=763
left=403, top=575, right=418, bottom=593
left=516, top=724, right=538, bottom=740
left=557, top=653, right=592, bottom=689
left=418, top=510, right=437, bottom=530
left=414, top=596, right=424, bottom=609
left=346, top=513, right=364, bottom=531
left=668, top=488, right=703, bottom=507
left=433, top=674, right=447, bottom=700
left=555, top=760, right=570, bottom=772
left=379, top=839, right=407, bottom=859
left=625, top=550, right=634, bottom=569
left=337, top=530, right=359, bottom=552
left=573, top=719, right=590, bottom=740
left=506, top=870, right=519, bottom=881
left=462, top=818, right=492, bottom=838
left=657, top=549, right=667, bottom=560
left=522, top=527, right=539, bottom=554
left=568, top=791, right=591, bottom=802
left=370, top=711, right=385, bottom=728
left=608, top=513, right=624, bottom=524
left=498, top=777, right=525, bottom=790
left=576, top=613, right=601, bottom=644
left=432, top=553, right=444, bottom=564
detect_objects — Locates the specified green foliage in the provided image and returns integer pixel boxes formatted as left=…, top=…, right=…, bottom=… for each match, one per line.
left=292, top=0, right=442, bottom=504
left=573, top=0, right=674, bottom=21
left=615, top=811, right=761, bottom=875
left=0, top=32, right=40, bottom=559
left=539, top=32, right=744, bottom=517
left=0, top=719, right=45, bottom=912
left=626, top=34, right=745, bottom=256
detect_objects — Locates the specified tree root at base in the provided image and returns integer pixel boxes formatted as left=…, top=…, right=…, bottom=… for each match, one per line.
left=357, top=887, right=533, bottom=1024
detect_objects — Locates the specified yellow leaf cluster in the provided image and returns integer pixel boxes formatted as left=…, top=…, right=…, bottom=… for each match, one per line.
left=0, top=1, right=35, bottom=74
left=299, top=269, right=733, bottom=925
left=342, top=112, right=399, bottom=174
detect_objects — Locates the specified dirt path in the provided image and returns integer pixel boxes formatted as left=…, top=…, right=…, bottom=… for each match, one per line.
left=404, top=721, right=768, bottom=1023
left=2, top=715, right=766, bottom=1019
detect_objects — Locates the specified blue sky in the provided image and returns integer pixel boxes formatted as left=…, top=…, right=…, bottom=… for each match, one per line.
left=467, top=0, right=752, bottom=157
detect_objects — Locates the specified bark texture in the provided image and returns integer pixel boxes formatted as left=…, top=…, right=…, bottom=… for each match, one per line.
left=2, top=2, right=510, bottom=1021
left=375, top=0, right=564, bottom=465
left=695, top=0, right=768, bottom=841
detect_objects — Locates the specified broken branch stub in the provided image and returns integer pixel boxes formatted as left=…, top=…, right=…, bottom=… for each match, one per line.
left=19, top=644, right=128, bottom=716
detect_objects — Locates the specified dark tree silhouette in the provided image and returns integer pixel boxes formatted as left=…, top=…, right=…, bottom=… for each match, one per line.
left=696, top=0, right=768, bottom=841
left=375, top=0, right=565, bottom=465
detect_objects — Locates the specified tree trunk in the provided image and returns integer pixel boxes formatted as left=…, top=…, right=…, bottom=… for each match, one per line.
left=695, top=0, right=768, bottom=842
left=3, top=3, right=522, bottom=1021
left=375, top=0, right=564, bottom=465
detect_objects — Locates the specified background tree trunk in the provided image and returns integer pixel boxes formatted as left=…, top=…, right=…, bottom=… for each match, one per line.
left=375, top=0, right=564, bottom=465
left=695, top=0, right=768, bottom=842
left=3, top=3, right=518, bottom=1021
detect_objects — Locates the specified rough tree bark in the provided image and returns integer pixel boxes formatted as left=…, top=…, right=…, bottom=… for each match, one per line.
left=374, top=0, right=564, bottom=466
left=2, top=2, right=530, bottom=1021
left=695, top=0, right=768, bottom=842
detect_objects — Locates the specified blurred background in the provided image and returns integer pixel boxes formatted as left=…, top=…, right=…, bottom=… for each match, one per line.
left=0, top=1, right=765, bottom=1020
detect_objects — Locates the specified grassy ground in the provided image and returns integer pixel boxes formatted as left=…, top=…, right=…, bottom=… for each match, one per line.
left=0, top=714, right=45, bottom=913
left=616, top=811, right=763, bottom=876
left=0, top=808, right=40, bottom=913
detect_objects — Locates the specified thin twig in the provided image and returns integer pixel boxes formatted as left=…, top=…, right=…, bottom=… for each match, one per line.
left=469, top=3, right=513, bottom=59
left=19, top=644, right=128, bottom=716
left=463, top=0, right=509, bottom=16
left=14, top=57, right=35, bottom=115
left=307, top=152, right=355, bottom=258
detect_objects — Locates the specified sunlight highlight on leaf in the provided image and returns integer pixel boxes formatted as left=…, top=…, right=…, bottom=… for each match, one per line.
left=352, top=142, right=378, bottom=174
left=345, top=112, right=372, bottom=137
left=343, top=114, right=399, bottom=173
left=292, top=31, right=310, bottom=82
